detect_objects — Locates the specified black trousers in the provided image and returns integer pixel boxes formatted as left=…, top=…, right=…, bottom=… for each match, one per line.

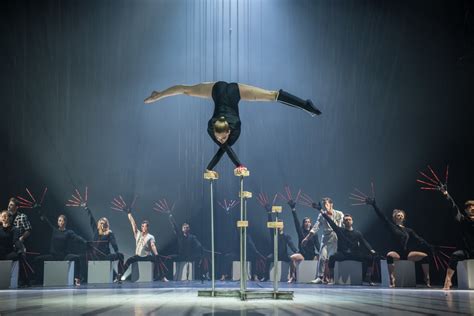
left=448, top=249, right=474, bottom=270
left=328, top=251, right=373, bottom=277
left=33, top=253, right=85, bottom=283
left=122, top=255, right=164, bottom=279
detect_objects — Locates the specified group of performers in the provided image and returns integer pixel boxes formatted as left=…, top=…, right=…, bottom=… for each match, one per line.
left=1, top=82, right=472, bottom=290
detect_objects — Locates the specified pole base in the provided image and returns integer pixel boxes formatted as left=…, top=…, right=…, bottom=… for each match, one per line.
left=197, top=289, right=294, bottom=300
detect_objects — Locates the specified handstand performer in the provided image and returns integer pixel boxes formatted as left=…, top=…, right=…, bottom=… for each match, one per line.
left=144, top=81, right=321, bottom=174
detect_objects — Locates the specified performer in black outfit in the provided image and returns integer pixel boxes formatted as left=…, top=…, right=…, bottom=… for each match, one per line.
left=85, top=207, right=124, bottom=279
left=288, top=199, right=319, bottom=282
left=0, top=210, right=21, bottom=261
left=365, top=198, right=434, bottom=287
left=437, top=190, right=474, bottom=290
left=167, top=214, right=206, bottom=278
left=320, top=210, right=377, bottom=284
left=33, top=214, right=88, bottom=285
left=219, top=230, right=265, bottom=281
left=263, top=207, right=299, bottom=281
left=144, top=81, right=321, bottom=174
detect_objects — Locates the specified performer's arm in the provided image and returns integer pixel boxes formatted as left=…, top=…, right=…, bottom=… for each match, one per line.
left=168, top=214, right=179, bottom=236
left=286, top=235, right=298, bottom=254
left=366, top=199, right=398, bottom=235
left=319, top=211, right=341, bottom=235
left=86, top=207, right=97, bottom=236
left=267, top=211, right=274, bottom=243
left=359, top=233, right=375, bottom=253
left=290, top=204, right=304, bottom=241
left=109, top=232, right=119, bottom=253
left=410, top=229, right=433, bottom=251
left=40, top=214, right=56, bottom=231
left=144, top=82, right=215, bottom=103
left=18, top=214, right=32, bottom=242
left=442, top=191, right=464, bottom=222
left=128, top=213, right=138, bottom=239
left=150, top=240, right=159, bottom=256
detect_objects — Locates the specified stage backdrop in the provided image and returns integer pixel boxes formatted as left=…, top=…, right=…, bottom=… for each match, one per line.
left=1, top=0, right=473, bottom=282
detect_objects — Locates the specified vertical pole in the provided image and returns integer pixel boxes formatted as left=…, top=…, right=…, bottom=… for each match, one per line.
left=243, top=197, right=248, bottom=290
left=273, top=214, right=278, bottom=294
left=239, top=176, right=244, bottom=293
left=210, top=179, right=215, bottom=295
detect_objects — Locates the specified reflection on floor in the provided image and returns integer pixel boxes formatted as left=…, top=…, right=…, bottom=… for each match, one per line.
left=0, top=281, right=473, bottom=315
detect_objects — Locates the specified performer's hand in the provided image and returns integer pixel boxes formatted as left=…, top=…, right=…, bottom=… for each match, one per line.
left=144, top=91, right=162, bottom=104
left=287, top=200, right=297, bottom=210
left=365, top=197, right=376, bottom=206
left=205, top=169, right=219, bottom=179
left=311, top=202, right=322, bottom=211
left=234, top=165, right=248, bottom=174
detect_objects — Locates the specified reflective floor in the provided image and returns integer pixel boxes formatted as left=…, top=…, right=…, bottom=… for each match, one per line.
left=1, top=281, right=473, bottom=315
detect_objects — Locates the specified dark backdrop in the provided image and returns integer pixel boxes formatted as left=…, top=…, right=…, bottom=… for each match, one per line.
left=1, top=0, right=473, bottom=283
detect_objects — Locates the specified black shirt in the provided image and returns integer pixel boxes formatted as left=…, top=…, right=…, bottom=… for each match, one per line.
left=169, top=215, right=203, bottom=260
left=321, top=212, right=373, bottom=254
left=371, top=204, right=432, bottom=253
left=87, top=208, right=119, bottom=256
left=0, top=225, right=20, bottom=257
left=291, top=210, right=319, bottom=258
left=267, top=213, right=298, bottom=261
left=42, top=216, right=86, bottom=257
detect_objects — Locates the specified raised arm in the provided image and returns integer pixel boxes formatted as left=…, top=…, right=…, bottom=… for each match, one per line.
left=144, top=82, right=215, bottom=104
left=128, top=213, right=138, bottom=238
left=365, top=198, right=398, bottom=234
left=86, top=207, right=97, bottom=236
left=319, top=211, right=341, bottom=236
left=168, top=214, right=179, bottom=236
left=289, top=200, right=304, bottom=240
left=358, top=233, right=375, bottom=253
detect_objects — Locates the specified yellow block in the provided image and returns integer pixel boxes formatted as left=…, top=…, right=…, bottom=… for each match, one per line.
left=234, top=168, right=250, bottom=177
left=267, top=221, right=284, bottom=229
left=272, top=206, right=282, bottom=213
left=203, top=171, right=219, bottom=180
left=237, top=220, right=249, bottom=227
left=239, top=191, right=252, bottom=199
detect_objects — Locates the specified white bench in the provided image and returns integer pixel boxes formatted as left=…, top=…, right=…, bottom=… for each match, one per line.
left=457, top=259, right=474, bottom=290
left=131, top=261, right=154, bottom=282
left=381, top=260, right=416, bottom=287
left=173, top=261, right=195, bottom=281
left=0, top=260, right=19, bottom=289
left=43, top=261, right=75, bottom=287
left=334, top=260, right=362, bottom=285
left=87, top=261, right=114, bottom=284
left=296, top=260, right=318, bottom=283
left=232, top=261, right=251, bottom=281
left=269, top=261, right=290, bottom=282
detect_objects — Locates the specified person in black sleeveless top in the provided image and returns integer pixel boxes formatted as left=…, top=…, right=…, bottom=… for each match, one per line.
left=145, top=81, right=321, bottom=174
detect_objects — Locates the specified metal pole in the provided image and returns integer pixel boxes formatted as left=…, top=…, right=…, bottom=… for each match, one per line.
left=210, top=179, right=215, bottom=295
left=239, top=176, right=244, bottom=293
left=273, top=214, right=278, bottom=294
left=243, top=197, right=248, bottom=290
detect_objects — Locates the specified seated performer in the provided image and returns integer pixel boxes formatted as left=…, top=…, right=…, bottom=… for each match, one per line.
left=144, top=81, right=321, bottom=175
left=263, top=206, right=299, bottom=281
left=220, top=230, right=265, bottom=281
left=119, top=212, right=167, bottom=282
left=34, top=214, right=88, bottom=286
left=365, top=197, right=434, bottom=287
left=287, top=199, right=319, bottom=282
left=0, top=210, right=22, bottom=261
left=85, top=207, right=124, bottom=281
left=320, top=211, right=377, bottom=284
left=302, top=198, right=344, bottom=284
left=438, top=189, right=474, bottom=290
left=168, top=214, right=205, bottom=278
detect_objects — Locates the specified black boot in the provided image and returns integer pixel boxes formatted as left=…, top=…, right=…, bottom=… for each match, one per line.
left=277, top=89, right=322, bottom=116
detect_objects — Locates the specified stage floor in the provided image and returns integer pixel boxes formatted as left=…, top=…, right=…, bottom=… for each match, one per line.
left=0, top=281, right=473, bottom=315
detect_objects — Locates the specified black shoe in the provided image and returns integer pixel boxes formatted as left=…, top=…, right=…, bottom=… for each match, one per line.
left=277, top=89, right=322, bottom=116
